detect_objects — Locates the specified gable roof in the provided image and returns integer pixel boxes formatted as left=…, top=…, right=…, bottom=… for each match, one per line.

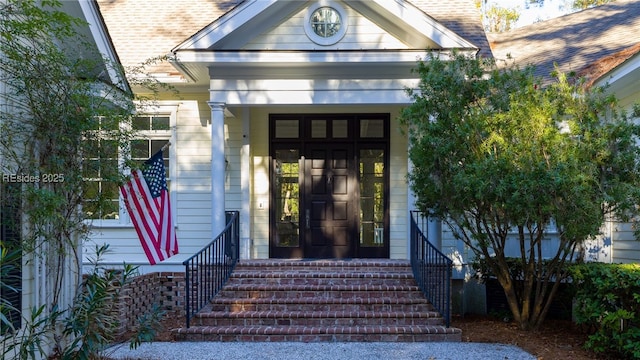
left=173, top=0, right=485, bottom=52
left=97, top=0, right=490, bottom=85
left=489, top=0, right=640, bottom=84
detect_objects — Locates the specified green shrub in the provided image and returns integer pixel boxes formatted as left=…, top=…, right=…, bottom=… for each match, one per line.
left=570, top=262, right=640, bottom=359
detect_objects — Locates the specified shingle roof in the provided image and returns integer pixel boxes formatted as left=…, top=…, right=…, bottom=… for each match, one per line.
left=97, top=0, right=490, bottom=78
left=410, top=0, right=491, bottom=58
left=96, top=0, right=242, bottom=73
left=488, top=0, right=640, bottom=84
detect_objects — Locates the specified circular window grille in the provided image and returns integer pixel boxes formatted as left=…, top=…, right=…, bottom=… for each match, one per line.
left=304, top=3, right=348, bottom=46
left=310, top=7, right=342, bottom=38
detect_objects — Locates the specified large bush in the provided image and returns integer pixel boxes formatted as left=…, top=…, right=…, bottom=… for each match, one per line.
left=570, top=263, right=640, bottom=359
left=400, top=50, right=640, bottom=330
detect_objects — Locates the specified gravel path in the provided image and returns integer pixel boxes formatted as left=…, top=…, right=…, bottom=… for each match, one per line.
left=104, top=341, right=535, bottom=360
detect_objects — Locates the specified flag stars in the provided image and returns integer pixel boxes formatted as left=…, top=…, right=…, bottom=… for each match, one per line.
left=143, top=156, right=168, bottom=198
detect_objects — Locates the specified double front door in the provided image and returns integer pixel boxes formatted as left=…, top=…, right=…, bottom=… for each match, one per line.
left=270, top=114, right=389, bottom=259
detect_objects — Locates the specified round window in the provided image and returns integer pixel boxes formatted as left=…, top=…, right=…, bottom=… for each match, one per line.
left=304, top=2, right=348, bottom=46
left=310, top=7, right=342, bottom=38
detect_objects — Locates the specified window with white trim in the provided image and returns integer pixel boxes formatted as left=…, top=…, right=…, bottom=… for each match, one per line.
left=83, top=113, right=174, bottom=223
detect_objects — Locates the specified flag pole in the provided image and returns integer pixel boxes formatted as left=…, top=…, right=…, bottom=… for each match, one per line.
left=161, top=141, right=171, bottom=152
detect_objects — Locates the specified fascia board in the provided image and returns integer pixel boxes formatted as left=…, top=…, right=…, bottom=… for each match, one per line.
left=596, top=53, right=640, bottom=89
left=173, top=0, right=284, bottom=52
left=173, top=49, right=473, bottom=64
left=595, top=54, right=640, bottom=105
left=78, top=0, right=131, bottom=94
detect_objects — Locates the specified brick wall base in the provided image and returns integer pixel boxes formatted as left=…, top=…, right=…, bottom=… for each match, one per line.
left=117, top=272, right=185, bottom=334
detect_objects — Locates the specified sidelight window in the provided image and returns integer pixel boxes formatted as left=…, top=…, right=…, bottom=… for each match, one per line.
left=359, top=148, right=385, bottom=247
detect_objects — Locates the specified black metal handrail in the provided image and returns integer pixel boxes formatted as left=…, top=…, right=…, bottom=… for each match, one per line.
left=410, top=211, right=453, bottom=327
left=183, top=211, right=239, bottom=328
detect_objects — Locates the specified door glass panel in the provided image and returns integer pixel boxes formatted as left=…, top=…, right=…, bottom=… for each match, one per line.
left=311, top=120, right=327, bottom=138
left=275, top=149, right=300, bottom=247
left=360, top=149, right=385, bottom=247
left=360, top=119, right=384, bottom=138
left=333, top=120, right=348, bottom=138
left=275, top=120, right=299, bottom=138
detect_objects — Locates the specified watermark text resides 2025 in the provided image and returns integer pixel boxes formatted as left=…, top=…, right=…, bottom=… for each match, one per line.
left=2, top=173, right=65, bottom=183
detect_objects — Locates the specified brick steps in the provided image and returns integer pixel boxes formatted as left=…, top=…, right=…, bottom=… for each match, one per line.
left=230, top=271, right=417, bottom=286
left=209, top=297, right=434, bottom=312
left=217, top=284, right=425, bottom=300
left=173, top=259, right=461, bottom=342
left=174, top=324, right=461, bottom=342
left=195, top=310, right=444, bottom=326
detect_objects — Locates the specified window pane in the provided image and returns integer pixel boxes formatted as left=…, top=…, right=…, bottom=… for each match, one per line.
left=83, top=160, right=99, bottom=178
left=131, top=139, right=149, bottom=159
left=333, top=120, right=348, bottom=138
left=151, top=139, right=167, bottom=157
left=102, top=140, right=118, bottom=158
left=360, top=119, right=384, bottom=138
left=152, top=116, right=170, bottom=130
left=275, top=149, right=300, bottom=247
left=84, top=181, right=99, bottom=199
left=311, top=120, right=326, bottom=138
left=100, top=160, right=118, bottom=178
left=360, top=149, right=385, bottom=247
left=133, top=116, right=150, bottom=130
left=275, top=120, right=299, bottom=138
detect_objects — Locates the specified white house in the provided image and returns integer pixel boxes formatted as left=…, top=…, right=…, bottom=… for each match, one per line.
left=89, top=0, right=491, bottom=271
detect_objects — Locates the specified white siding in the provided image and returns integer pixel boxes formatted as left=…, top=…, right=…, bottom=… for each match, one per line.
left=612, top=220, right=640, bottom=263
left=389, top=110, right=408, bottom=259
left=243, top=5, right=409, bottom=51
left=608, top=99, right=640, bottom=263
left=249, top=107, right=271, bottom=259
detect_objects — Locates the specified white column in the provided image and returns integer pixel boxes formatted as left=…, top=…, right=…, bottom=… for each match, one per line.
left=209, top=102, right=226, bottom=237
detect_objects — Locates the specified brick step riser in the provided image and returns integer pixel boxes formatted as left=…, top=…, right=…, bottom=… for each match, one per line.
left=226, top=278, right=417, bottom=287
left=217, top=290, right=426, bottom=300
left=175, top=333, right=462, bottom=343
left=195, top=317, right=444, bottom=327
left=210, top=303, right=435, bottom=312
left=235, top=266, right=412, bottom=273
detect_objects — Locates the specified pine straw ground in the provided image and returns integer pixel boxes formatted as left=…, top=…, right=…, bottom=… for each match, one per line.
left=452, top=314, right=603, bottom=360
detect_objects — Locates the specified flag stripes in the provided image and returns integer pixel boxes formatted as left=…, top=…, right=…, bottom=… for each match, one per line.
left=120, top=150, right=177, bottom=265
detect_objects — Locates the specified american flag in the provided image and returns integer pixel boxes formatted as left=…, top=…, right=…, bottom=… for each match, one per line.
left=120, top=150, right=178, bottom=264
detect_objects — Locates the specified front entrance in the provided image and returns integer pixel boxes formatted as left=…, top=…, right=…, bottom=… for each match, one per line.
left=270, top=114, right=389, bottom=259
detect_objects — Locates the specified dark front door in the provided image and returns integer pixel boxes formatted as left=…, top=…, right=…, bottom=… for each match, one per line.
left=304, top=143, right=355, bottom=258
left=270, top=114, right=389, bottom=259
